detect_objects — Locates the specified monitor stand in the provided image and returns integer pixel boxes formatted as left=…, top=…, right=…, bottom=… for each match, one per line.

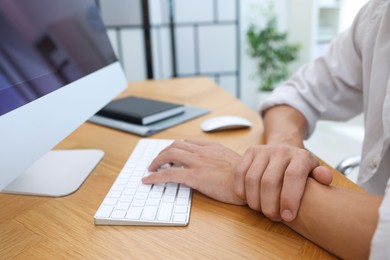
left=2, top=150, right=104, bottom=197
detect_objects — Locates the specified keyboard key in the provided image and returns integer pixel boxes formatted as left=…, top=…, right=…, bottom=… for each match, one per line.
left=108, top=191, right=122, bottom=198
left=176, top=198, right=189, bottom=205
left=115, top=202, right=131, bottom=210
left=126, top=207, right=142, bottom=220
left=173, top=214, right=187, bottom=223
left=95, top=205, right=114, bottom=218
left=158, top=204, right=174, bottom=221
left=146, top=198, right=161, bottom=206
left=141, top=206, right=158, bottom=221
left=174, top=205, right=188, bottom=214
left=111, top=209, right=127, bottom=219
left=119, top=195, right=133, bottom=203
left=103, top=198, right=118, bottom=206
left=162, top=195, right=175, bottom=203
left=178, top=189, right=190, bottom=198
left=134, top=193, right=148, bottom=200
left=138, top=184, right=152, bottom=192
left=132, top=199, right=146, bottom=207
left=165, top=188, right=178, bottom=196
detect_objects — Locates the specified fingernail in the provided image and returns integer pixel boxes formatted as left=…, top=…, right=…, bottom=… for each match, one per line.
left=281, top=209, right=294, bottom=222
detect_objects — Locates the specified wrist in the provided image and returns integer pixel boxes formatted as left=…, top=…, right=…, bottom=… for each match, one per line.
left=262, top=105, right=308, bottom=148
left=265, top=132, right=305, bottom=148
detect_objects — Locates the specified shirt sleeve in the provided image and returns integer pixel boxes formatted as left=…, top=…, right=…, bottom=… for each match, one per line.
left=260, top=3, right=369, bottom=138
left=369, top=179, right=390, bottom=259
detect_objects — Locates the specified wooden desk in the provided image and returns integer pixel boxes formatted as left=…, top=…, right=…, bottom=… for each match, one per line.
left=0, top=78, right=358, bottom=259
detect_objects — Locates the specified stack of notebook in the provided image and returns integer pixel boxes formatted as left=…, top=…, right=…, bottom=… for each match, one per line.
left=89, top=96, right=209, bottom=136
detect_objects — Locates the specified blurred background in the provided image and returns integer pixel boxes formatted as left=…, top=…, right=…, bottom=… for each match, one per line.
left=95, top=0, right=369, bottom=181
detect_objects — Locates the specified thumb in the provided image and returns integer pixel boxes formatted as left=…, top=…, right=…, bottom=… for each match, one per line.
left=311, top=166, right=333, bottom=185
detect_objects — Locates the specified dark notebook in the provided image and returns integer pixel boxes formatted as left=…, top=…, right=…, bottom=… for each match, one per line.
left=96, top=96, right=185, bottom=125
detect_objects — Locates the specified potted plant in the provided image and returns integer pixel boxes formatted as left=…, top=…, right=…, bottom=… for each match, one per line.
left=247, top=4, right=301, bottom=98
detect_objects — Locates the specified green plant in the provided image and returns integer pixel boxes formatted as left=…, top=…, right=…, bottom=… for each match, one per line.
left=247, top=5, right=301, bottom=91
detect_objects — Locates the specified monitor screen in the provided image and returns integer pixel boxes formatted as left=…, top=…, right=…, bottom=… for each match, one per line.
left=0, top=0, right=127, bottom=196
left=0, top=0, right=116, bottom=116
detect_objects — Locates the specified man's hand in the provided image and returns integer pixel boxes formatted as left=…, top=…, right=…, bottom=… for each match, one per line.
left=142, top=138, right=332, bottom=223
left=142, top=139, right=246, bottom=205
left=234, top=144, right=333, bottom=222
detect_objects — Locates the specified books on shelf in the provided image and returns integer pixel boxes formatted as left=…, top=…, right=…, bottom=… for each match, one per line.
left=96, top=96, right=185, bottom=125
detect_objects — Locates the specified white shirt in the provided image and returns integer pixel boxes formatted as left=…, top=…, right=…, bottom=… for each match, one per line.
left=260, top=0, right=390, bottom=258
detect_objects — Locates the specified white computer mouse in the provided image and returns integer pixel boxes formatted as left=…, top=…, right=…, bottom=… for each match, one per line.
left=200, top=115, right=252, bottom=132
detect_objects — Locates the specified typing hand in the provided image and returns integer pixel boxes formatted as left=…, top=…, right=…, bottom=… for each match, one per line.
left=142, top=139, right=246, bottom=205
left=234, top=144, right=333, bottom=222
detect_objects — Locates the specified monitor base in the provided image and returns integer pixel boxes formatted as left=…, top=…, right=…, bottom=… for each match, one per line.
left=2, top=150, right=104, bottom=197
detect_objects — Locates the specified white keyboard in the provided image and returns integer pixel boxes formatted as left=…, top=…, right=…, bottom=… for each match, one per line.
left=94, top=139, right=192, bottom=226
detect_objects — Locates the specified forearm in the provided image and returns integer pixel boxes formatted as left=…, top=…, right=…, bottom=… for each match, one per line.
left=262, top=105, right=308, bottom=147
left=286, top=178, right=382, bottom=259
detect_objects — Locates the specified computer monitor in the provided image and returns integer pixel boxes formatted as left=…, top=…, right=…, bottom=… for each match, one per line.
left=0, top=0, right=127, bottom=196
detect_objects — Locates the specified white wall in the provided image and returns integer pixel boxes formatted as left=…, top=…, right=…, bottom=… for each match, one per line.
left=98, top=0, right=368, bottom=110
left=339, top=0, right=369, bottom=32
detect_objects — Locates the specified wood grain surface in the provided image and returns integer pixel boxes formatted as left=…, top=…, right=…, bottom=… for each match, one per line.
left=1, top=78, right=359, bottom=259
